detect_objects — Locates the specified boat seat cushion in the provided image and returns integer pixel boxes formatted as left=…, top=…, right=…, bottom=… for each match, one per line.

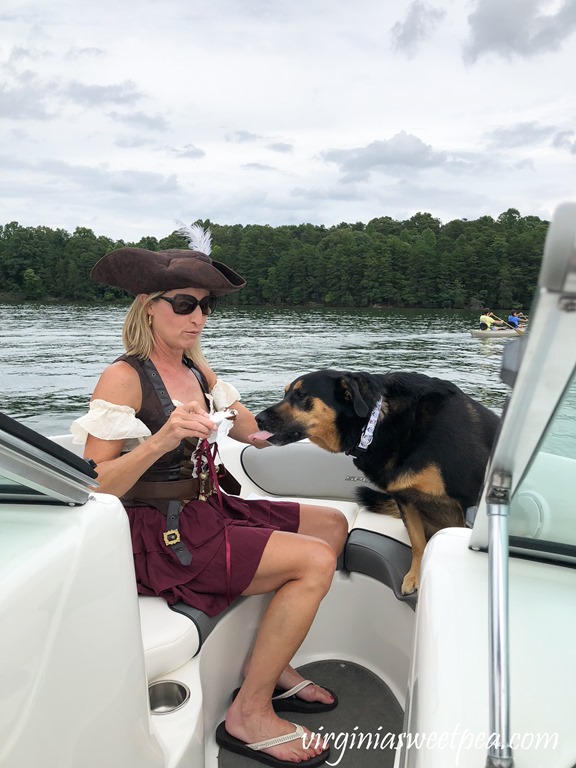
left=139, top=596, right=201, bottom=681
left=351, top=507, right=411, bottom=544
left=139, top=596, right=244, bottom=681
left=240, top=441, right=378, bottom=502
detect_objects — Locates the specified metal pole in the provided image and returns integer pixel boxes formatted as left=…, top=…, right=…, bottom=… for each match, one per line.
left=486, top=472, right=514, bottom=768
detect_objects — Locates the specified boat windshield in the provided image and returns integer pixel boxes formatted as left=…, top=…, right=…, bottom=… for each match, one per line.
left=470, top=203, right=576, bottom=566
left=0, top=410, right=96, bottom=505
left=508, top=364, right=576, bottom=558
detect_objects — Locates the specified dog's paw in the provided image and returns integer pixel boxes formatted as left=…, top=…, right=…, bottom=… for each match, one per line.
left=401, top=572, right=419, bottom=595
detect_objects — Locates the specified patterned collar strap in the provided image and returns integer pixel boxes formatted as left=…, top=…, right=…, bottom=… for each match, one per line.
left=358, top=397, right=383, bottom=450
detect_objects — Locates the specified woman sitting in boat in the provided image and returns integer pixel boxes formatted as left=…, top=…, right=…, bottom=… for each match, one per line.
left=70, top=222, right=347, bottom=768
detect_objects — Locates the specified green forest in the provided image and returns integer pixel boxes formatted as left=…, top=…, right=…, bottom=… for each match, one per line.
left=0, top=208, right=548, bottom=309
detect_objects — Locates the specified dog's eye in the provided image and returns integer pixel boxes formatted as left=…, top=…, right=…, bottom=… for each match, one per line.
left=291, top=389, right=313, bottom=410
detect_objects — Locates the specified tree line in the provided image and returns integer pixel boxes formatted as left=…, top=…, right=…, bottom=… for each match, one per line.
left=0, top=208, right=548, bottom=309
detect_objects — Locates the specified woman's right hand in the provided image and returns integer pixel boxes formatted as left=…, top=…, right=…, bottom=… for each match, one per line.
left=152, top=401, right=216, bottom=452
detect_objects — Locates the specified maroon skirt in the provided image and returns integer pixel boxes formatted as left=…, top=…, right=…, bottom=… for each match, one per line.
left=127, top=494, right=300, bottom=616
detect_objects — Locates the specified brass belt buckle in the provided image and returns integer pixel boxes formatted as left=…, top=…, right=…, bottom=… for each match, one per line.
left=163, top=529, right=181, bottom=546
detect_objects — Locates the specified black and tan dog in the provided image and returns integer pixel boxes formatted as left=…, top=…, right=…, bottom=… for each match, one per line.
left=255, top=369, right=500, bottom=595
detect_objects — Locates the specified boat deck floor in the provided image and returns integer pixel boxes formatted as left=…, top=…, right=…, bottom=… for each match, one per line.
left=219, top=659, right=403, bottom=767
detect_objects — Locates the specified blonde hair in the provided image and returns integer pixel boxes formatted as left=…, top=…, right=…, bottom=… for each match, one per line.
left=122, top=294, right=210, bottom=369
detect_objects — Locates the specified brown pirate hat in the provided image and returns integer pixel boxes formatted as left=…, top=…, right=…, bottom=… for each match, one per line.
left=91, top=222, right=245, bottom=296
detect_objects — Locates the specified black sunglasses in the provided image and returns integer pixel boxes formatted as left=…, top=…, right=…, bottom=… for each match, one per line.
left=156, top=294, right=218, bottom=316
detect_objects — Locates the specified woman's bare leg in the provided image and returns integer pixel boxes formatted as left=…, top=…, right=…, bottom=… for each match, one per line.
left=298, top=503, right=348, bottom=555
left=224, top=531, right=336, bottom=763
left=240, top=504, right=348, bottom=706
left=277, top=503, right=347, bottom=704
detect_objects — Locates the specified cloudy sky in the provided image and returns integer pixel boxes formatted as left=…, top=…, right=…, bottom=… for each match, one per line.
left=1, top=0, right=575, bottom=242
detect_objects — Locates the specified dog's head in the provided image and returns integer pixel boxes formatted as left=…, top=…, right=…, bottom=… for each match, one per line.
left=255, top=369, right=375, bottom=453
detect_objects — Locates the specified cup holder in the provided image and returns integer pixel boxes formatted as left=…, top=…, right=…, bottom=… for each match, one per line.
left=148, top=680, right=190, bottom=715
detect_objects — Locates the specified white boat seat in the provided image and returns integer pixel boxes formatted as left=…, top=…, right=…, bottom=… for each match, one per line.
left=240, top=441, right=380, bottom=501
left=139, top=596, right=244, bottom=681
left=139, top=597, right=201, bottom=681
left=351, top=507, right=411, bottom=544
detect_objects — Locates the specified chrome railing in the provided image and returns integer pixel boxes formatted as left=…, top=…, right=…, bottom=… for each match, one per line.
left=485, top=471, right=514, bottom=768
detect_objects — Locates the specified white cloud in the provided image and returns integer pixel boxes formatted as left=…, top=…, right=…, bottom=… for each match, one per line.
left=464, top=0, right=576, bottom=61
left=108, top=110, right=169, bottom=131
left=322, top=132, right=449, bottom=182
left=63, top=80, right=144, bottom=107
left=266, top=142, right=293, bottom=154
left=392, top=1, right=447, bottom=57
left=553, top=130, right=576, bottom=153
left=486, top=121, right=558, bottom=148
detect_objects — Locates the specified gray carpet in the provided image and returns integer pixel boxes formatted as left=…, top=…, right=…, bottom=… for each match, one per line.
left=218, top=659, right=404, bottom=767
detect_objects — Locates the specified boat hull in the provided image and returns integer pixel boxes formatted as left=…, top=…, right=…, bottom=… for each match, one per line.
left=470, top=329, right=521, bottom=339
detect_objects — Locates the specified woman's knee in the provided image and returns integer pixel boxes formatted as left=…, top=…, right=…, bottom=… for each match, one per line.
left=300, top=538, right=337, bottom=590
left=299, top=505, right=349, bottom=545
left=322, top=505, right=348, bottom=531
left=244, top=531, right=336, bottom=596
left=331, top=508, right=349, bottom=542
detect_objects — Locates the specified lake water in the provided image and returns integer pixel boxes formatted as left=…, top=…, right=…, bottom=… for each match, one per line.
left=0, top=303, right=511, bottom=436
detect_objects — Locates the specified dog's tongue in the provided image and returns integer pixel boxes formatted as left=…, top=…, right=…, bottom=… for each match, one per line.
left=249, top=430, right=274, bottom=441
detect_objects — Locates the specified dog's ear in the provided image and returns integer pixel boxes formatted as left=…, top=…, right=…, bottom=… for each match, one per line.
left=338, top=376, right=370, bottom=417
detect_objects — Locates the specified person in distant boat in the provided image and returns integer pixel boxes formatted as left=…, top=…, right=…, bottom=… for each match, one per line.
left=70, top=222, right=346, bottom=768
left=479, top=309, right=505, bottom=331
left=511, top=310, right=529, bottom=328
left=507, top=311, right=520, bottom=328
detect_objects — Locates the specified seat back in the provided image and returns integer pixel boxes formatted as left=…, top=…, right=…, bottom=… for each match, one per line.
left=240, top=441, right=378, bottom=499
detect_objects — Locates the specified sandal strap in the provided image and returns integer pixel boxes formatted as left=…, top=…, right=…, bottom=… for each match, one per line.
left=272, top=679, right=314, bottom=700
left=247, top=723, right=304, bottom=751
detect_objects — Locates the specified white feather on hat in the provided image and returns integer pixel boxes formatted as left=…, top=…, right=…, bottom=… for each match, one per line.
left=175, top=220, right=212, bottom=255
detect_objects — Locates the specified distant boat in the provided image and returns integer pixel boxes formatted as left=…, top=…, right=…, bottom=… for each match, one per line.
left=470, top=328, right=524, bottom=339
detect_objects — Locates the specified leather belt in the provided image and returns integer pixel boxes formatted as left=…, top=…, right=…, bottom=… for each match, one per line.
left=122, top=477, right=200, bottom=501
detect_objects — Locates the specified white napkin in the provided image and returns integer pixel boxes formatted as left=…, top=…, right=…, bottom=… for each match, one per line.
left=207, top=409, right=237, bottom=444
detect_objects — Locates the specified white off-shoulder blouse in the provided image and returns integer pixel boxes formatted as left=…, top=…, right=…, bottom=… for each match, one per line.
left=70, top=377, right=240, bottom=447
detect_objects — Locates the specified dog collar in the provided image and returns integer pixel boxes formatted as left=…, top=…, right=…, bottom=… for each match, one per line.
left=350, top=397, right=383, bottom=454
left=358, top=397, right=383, bottom=449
